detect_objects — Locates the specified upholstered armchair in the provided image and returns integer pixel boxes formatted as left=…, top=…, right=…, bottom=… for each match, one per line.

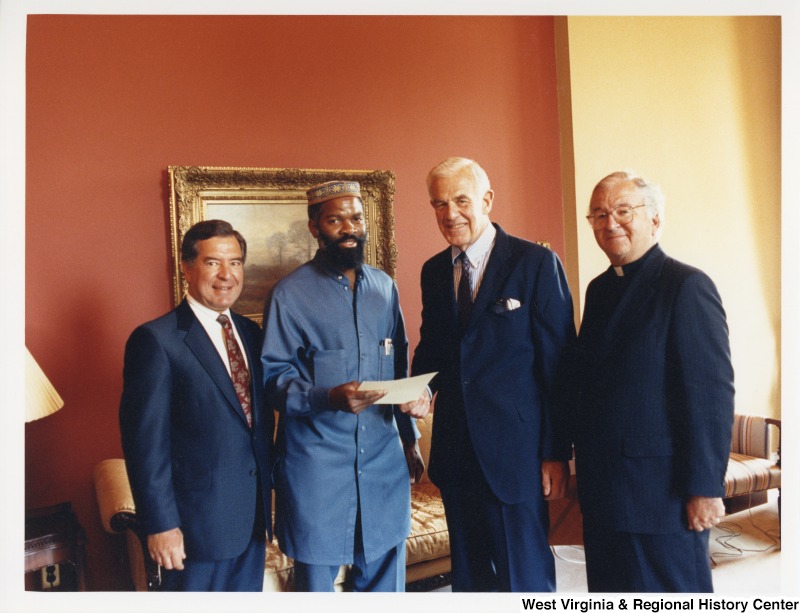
left=723, top=413, right=781, bottom=516
left=93, top=457, right=160, bottom=590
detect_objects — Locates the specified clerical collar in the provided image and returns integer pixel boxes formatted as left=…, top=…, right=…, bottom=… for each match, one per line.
left=612, top=244, right=659, bottom=277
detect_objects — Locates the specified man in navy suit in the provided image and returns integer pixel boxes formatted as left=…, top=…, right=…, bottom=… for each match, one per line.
left=120, top=220, right=273, bottom=591
left=410, top=157, right=576, bottom=591
left=570, top=171, right=734, bottom=592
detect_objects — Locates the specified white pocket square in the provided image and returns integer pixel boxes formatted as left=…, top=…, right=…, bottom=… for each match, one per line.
left=493, top=297, right=522, bottom=312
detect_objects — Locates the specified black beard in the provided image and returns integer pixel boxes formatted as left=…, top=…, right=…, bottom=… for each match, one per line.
left=319, top=233, right=366, bottom=271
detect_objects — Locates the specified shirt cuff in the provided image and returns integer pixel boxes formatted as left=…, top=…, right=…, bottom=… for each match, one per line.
left=309, top=386, right=332, bottom=412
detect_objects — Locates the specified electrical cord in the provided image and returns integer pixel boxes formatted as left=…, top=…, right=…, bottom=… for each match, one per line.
left=548, top=494, right=779, bottom=570
left=710, top=495, right=780, bottom=567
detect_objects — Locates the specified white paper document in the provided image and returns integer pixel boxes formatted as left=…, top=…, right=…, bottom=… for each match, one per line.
left=358, top=372, right=437, bottom=405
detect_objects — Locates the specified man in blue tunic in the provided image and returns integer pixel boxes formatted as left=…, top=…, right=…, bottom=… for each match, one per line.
left=261, top=180, right=430, bottom=592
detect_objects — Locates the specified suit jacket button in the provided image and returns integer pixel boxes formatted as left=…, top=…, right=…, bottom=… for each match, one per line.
left=249, top=469, right=257, bottom=476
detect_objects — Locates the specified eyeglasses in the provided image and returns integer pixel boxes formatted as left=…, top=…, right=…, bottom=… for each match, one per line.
left=586, top=204, right=646, bottom=228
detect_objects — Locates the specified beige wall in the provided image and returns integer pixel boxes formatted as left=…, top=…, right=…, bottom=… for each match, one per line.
left=562, top=16, right=781, bottom=418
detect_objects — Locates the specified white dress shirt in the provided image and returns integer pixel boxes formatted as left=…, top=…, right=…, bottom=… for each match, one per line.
left=185, top=294, right=249, bottom=375
left=451, top=222, right=497, bottom=300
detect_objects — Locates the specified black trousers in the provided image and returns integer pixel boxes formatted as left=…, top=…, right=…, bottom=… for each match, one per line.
left=583, top=525, right=713, bottom=593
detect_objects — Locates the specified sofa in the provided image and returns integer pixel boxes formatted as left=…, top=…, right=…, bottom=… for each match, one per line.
left=94, top=413, right=452, bottom=591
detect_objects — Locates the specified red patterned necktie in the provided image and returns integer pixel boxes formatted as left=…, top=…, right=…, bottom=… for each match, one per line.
left=217, top=314, right=252, bottom=427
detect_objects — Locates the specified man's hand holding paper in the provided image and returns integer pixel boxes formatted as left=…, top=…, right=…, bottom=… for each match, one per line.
left=358, top=372, right=437, bottom=408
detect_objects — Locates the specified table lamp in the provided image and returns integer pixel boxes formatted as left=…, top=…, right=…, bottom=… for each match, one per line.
left=25, top=347, right=64, bottom=422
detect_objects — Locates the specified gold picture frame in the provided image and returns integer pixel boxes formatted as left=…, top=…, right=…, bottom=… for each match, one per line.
left=169, top=166, right=397, bottom=324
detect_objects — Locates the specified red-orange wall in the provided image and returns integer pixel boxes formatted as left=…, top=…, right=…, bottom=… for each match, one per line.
left=26, top=15, right=565, bottom=590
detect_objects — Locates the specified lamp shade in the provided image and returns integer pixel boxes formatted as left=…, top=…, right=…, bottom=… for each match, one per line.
left=25, top=348, right=64, bottom=422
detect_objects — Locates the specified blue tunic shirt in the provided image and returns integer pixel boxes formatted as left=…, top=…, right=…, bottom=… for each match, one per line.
left=261, top=252, right=416, bottom=565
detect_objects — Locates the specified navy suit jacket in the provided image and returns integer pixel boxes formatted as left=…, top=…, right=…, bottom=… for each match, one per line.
left=570, top=245, right=734, bottom=534
left=411, top=224, right=575, bottom=504
left=120, top=300, right=273, bottom=561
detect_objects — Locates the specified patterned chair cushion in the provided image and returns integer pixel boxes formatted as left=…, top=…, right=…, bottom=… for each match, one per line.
left=406, top=481, right=450, bottom=565
left=724, top=452, right=781, bottom=498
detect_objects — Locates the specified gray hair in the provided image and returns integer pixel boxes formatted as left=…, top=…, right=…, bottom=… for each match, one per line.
left=426, top=157, right=491, bottom=196
left=593, top=170, right=666, bottom=222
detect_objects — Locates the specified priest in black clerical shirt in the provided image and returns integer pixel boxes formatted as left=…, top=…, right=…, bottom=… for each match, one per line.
left=567, top=171, right=734, bottom=593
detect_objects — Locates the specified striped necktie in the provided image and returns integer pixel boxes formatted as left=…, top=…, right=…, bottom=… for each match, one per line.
left=457, top=252, right=473, bottom=329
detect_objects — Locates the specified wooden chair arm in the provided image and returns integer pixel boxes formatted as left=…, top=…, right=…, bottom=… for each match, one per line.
left=765, top=418, right=781, bottom=467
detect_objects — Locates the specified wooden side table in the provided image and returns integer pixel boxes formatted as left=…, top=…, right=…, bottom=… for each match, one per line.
left=24, top=501, right=87, bottom=591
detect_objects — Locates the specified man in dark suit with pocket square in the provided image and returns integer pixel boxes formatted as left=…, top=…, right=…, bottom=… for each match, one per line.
left=569, top=171, right=735, bottom=592
left=410, top=157, right=576, bottom=591
left=119, top=220, right=273, bottom=591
